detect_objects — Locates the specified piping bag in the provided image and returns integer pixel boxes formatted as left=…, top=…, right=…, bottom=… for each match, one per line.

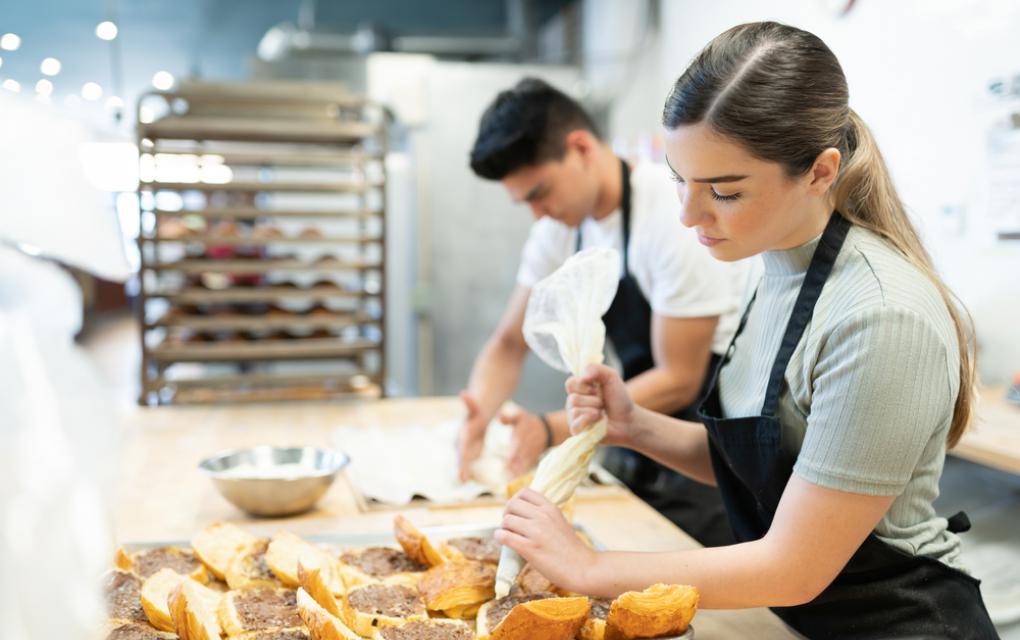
left=494, top=247, right=621, bottom=597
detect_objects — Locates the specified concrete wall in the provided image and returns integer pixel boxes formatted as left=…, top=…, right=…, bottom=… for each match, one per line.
left=410, top=59, right=582, bottom=411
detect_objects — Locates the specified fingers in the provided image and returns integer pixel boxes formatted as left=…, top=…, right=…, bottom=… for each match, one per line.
left=565, top=376, right=598, bottom=396
left=500, top=513, right=534, bottom=537
left=514, top=488, right=552, bottom=508
left=504, top=493, right=541, bottom=518
left=457, top=445, right=471, bottom=483
left=568, top=408, right=602, bottom=434
left=498, top=411, right=517, bottom=426
left=565, top=374, right=605, bottom=435
left=565, top=364, right=617, bottom=395
left=566, top=393, right=603, bottom=412
left=506, top=447, right=529, bottom=478
left=459, top=390, right=479, bottom=416
left=493, top=528, right=529, bottom=555
left=457, top=429, right=481, bottom=482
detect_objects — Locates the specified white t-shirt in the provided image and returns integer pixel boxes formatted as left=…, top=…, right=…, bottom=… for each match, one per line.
left=516, top=162, right=747, bottom=355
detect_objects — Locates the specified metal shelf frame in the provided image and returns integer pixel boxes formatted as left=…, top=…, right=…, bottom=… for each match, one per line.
left=136, top=80, right=388, bottom=405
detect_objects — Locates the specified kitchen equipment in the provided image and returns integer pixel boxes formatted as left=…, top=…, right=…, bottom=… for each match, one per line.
left=198, top=445, right=350, bottom=516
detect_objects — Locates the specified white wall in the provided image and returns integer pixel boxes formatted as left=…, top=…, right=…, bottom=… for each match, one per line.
left=588, top=0, right=1020, bottom=382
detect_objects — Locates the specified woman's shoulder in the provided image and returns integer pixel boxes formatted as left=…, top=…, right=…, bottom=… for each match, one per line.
left=819, top=226, right=957, bottom=349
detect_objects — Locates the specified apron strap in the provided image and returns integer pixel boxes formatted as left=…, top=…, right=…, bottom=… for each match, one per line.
left=946, top=511, right=972, bottom=534
left=576, top=158, right=632, bottom=278
left=761, top=212, right=852, bottom=417
left=619, top=158, right=632, bottom=276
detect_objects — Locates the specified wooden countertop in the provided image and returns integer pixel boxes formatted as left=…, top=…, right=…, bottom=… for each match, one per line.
left=115, top=396, right=797, bottom=639
left=951, top=386, right=1020, bottom=475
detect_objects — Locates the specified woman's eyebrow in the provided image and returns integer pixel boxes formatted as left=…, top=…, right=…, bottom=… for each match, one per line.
left=663, top=155, right=747, bottom=184
left=691, top=174, right=748, bottom=183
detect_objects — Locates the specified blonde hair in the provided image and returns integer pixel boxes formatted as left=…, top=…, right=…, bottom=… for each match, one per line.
left=663, top=22, right=976, bottom=446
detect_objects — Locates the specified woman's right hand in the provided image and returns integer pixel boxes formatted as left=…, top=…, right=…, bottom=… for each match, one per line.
left=565, top=364, right=636, bottom=447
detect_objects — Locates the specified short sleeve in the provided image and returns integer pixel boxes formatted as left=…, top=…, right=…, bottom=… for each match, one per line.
left=794, top=306, right=957, bottom=495
left=515, top=218, right=573, bottom=288
left=635, top=205, right=744, bottom=319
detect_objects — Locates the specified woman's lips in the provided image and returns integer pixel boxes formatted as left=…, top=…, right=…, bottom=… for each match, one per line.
left=698, top=233, right=725, bottom=247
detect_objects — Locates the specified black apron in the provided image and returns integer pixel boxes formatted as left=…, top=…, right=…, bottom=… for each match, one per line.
left=579, top=158, right=733, bottom=548
left=698, top=211, right=998, bottom=639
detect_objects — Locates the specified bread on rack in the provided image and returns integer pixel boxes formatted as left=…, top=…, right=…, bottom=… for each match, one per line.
left=104, top=569, right=150, bottom=626
left=339, top=583, right=428, bottom=637
left=265, top=531, right=345, bottom=595
left=105, top=622, right=179, bottom=640
left=416, top=558, right=496, bottom=619
left=439, top=535, right=501, bottom=565
left=476, top=594, right=589, bottom=640
left=578, top=597, right=613, bottom=640
left=295, top=588, right=361, bottom=640
left=232, top=629, right=309, bottom=640
left=338, top=546, right=427, bottom=590
left=167, top=577, right=225, bottom=640
left=117, top=546, right=210, bottom=584
left=105, top=520, right=700, bottom=640
left=218, top=587, right=302, bottom=636
left=191, top=522, right=260, bottom=581
left=603, top=583, right=699, bottom=640
left=226, top=538, right=284, bottom=590
left=393, top=515, right=448, bottom=568
left=140, top=568, right=221, bottom=633
left=371, top=618, right=474, bottom=640
left=297, top=563, right=342, bottom=618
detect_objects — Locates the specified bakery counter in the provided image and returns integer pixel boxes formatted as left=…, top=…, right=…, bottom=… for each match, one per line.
left=115, top=397, right=797, bottom=638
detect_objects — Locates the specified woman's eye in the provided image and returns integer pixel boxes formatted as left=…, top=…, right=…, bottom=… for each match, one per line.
left=711, top=189, right=740, bottom=202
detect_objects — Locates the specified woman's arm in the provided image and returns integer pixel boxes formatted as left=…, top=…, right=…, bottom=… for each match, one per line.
left=496, top=476, right=894, bottom=608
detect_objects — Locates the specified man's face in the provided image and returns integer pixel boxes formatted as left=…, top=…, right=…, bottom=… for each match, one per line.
left=500, top=147, right=599, bottom=228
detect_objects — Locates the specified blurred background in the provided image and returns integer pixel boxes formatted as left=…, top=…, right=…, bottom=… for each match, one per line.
left=1, top=1, right=1019, bottom=638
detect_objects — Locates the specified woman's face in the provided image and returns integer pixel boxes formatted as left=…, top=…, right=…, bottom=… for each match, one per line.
left=663, top=122, right=835, bottom=261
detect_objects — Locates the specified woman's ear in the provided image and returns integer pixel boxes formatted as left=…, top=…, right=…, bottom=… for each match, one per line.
left=808, top=147, right=841, bottom=195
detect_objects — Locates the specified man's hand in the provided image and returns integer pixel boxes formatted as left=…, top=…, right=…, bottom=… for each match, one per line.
left=498, top=409, right=549, bottom=477
left=457, top=391, right=490, bottom=482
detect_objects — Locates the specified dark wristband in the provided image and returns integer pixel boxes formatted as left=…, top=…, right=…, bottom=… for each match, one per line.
left=539, top=413, right=554, bottom=450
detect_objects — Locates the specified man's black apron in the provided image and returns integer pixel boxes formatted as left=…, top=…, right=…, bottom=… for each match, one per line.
left=697, top=211, right=998, bottom=638
left=578, top=158, right=733, bottom=547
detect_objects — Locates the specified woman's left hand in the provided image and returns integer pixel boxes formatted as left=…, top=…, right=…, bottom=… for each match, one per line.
left=494, top=488, right=598, bottom=594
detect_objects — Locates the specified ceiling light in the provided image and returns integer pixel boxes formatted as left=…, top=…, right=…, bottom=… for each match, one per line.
left=152, top=70, right=175, bottom=91
left=40, top=57, right=61, bottom=76
left=1, top=33, right=21, bottom=51
left=81, top=82, right=103, bottom=101
left=95, top=21, right=118, bottom=41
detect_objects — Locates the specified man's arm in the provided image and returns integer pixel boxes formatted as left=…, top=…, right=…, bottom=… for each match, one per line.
left=628, top=313, right=718, bottom=413
left=457, top=285, right=532, bottom=480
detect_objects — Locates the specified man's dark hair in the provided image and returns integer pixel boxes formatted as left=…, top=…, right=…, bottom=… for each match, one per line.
left=469, top=77, right=600, bottom=180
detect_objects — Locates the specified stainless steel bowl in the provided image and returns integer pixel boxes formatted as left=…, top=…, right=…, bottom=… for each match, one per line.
left=198, top=446, right=350, bottom=517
